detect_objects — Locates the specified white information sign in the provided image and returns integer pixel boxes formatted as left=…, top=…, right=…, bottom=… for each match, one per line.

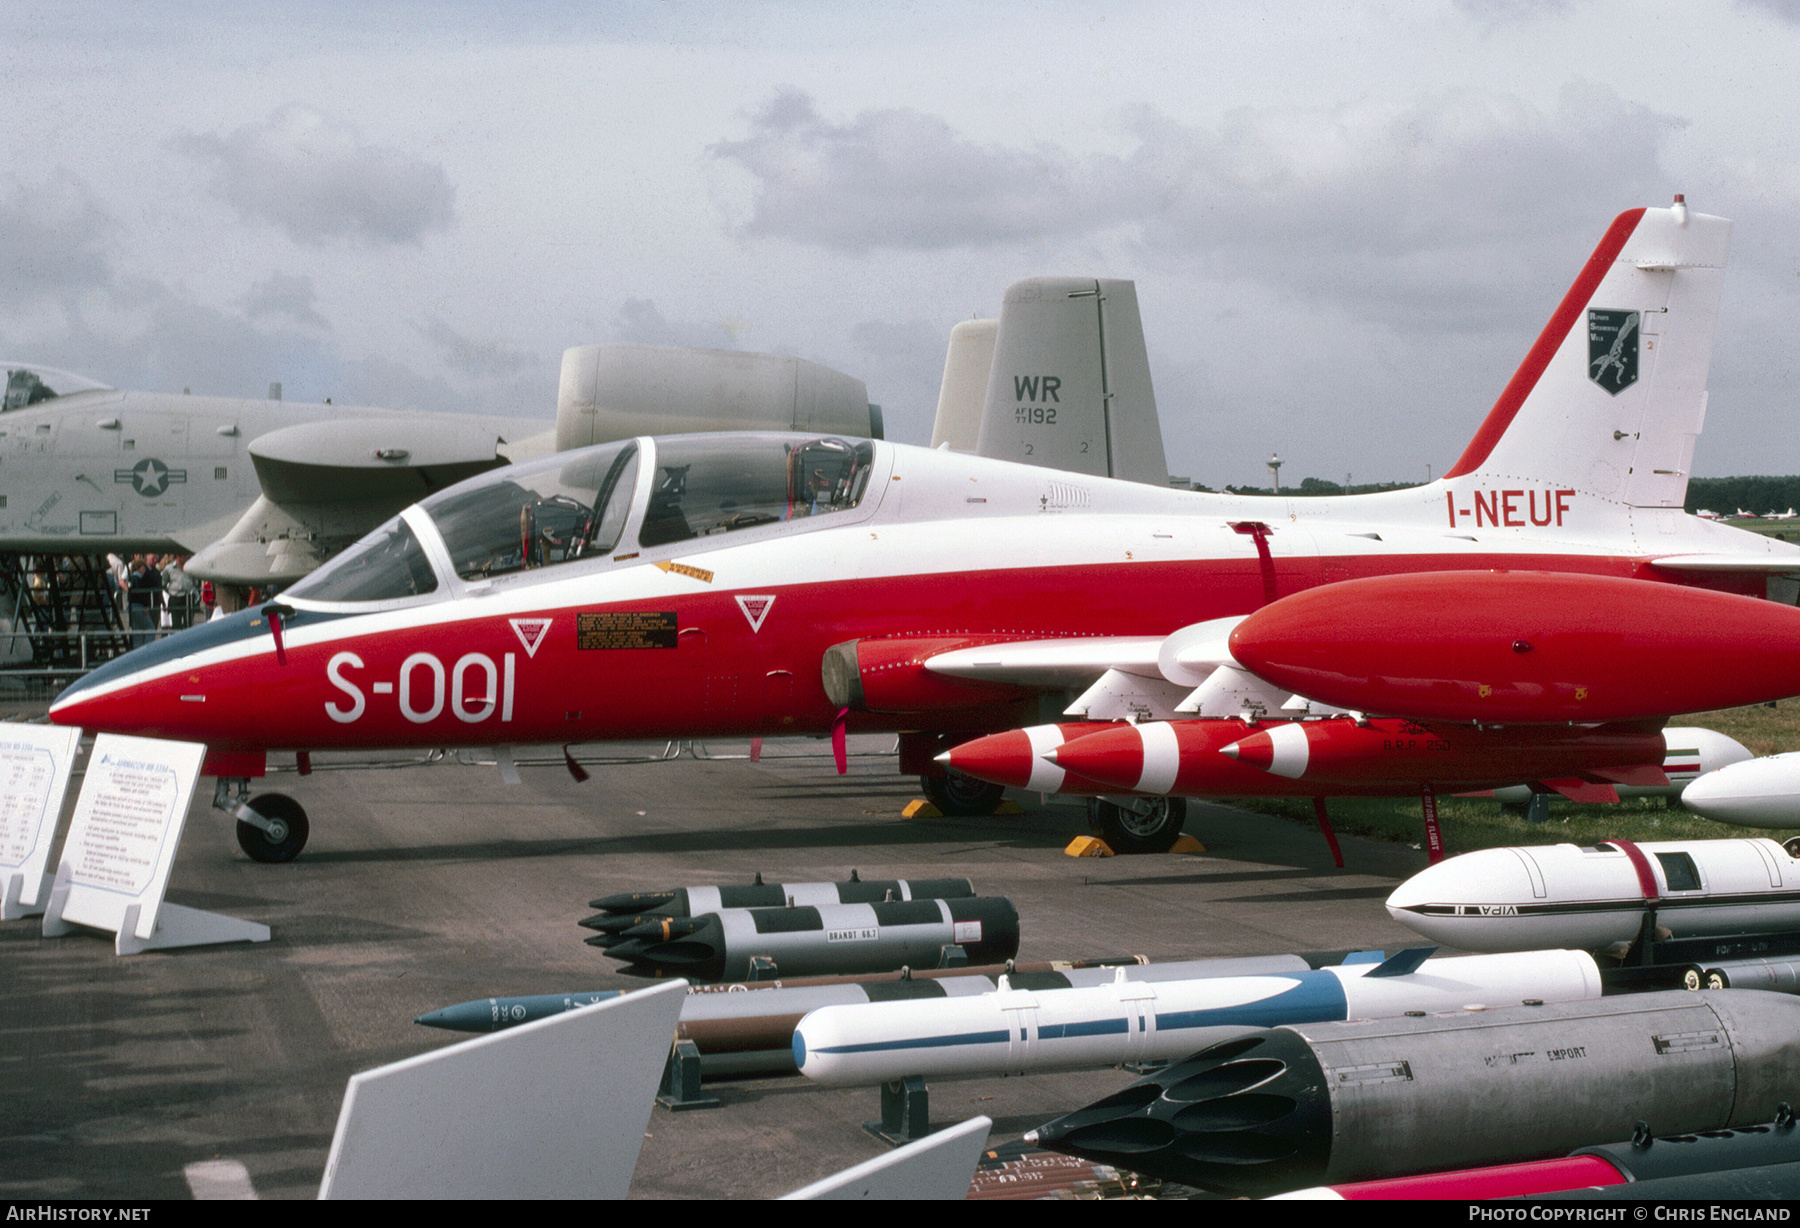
left=320, top=981, right=688, bottom=1199
left=43, top=734, right=267, bottom=953
left=0, top=722, right=82, bottom=919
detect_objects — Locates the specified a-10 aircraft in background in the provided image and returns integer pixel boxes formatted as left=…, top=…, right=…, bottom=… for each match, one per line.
left=0, top=345, right=880, bottom=596
left=0, top=361, right=536, bottom=597
left=48, top=199, right=1800, bottom=862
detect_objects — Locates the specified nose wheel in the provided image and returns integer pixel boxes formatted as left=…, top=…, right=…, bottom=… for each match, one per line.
left=216, top=781, right=310, bottom=862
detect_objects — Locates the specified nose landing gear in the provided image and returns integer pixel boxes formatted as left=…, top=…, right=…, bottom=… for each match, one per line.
left=215, top=779, right=310, bottom=862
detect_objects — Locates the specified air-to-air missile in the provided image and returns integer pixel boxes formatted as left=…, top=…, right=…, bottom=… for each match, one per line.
left=1682, top=752, right=1800, bottom=828
left=1226, top=570, right=1800, bottom=724
left=679, top=951, right=1389, bottom=1075
left=1024, top=717, right=1666, bottom=801
left=1385, top=837, right=1800, bottom=953
left=597, top=897, right=1020, bottom=982
left=926, top=722, right=1125, bottom=794
left=1028, top=989, right=1800, bottom=1197
left=1483, top=726, right=1750, bottom=805
left=1266, top=1113, right=1800, bottom=1200
left=416, top=951, right=1391, bottom=1074
left=791, top=948, right=1600, bottom=1086
left=414, top=991, right=621, bottom=1033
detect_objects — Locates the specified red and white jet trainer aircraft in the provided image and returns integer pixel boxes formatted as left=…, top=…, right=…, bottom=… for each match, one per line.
left=49, top=199, right=1800, bottom=861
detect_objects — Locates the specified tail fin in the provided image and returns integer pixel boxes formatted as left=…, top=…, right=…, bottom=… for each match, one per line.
left=968, top=277, right=1170, bottom=486
left=1442, top=200, right=1730, bottom=513
left=929, top=318, right=998, bottom=452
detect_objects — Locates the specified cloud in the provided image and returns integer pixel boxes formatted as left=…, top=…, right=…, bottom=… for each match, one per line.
left=613, top=298, right=743, bottom=350
left=1451, top=0, right=1573, bottom=25
left=712, top=89, right=1116, bottom=252
left=1739, top=0, right=1800, bottom=23
left=716, top=84, right=1679, bottom=333
left=0, top=172, right=114, bottom=302
left=1122, top=81, right=1680, bottom=327
left=244, top=272, right=328, bottom=330
left=419, top=316, right=538, bottom=379
left=173, top=104, right=456, bottom=246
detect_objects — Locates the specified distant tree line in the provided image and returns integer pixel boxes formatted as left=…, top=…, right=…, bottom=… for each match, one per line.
left=1686, top=477, right=1800, bottom=515
left=1216, top=477, right=1424, bottom=497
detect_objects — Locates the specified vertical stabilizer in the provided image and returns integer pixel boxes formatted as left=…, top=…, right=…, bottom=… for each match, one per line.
left=930, top=318, right=998, bottom=452
left=973, top=278, right=1170, bottom=486
left=1441, top=202, right=1730, bottom=517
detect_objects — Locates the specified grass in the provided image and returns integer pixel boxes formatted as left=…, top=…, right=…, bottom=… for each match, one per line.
left=1228, top=704, right=1800, bottom=858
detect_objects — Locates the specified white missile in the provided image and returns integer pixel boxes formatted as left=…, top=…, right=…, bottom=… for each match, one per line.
left=791, top=948, right=1600, bottom=1086
left=1486, top=726, right=1750, bottom=804
left=1683, top=752, right=1800, bottom=829
left=1387, top=838, right=1800, bottom=953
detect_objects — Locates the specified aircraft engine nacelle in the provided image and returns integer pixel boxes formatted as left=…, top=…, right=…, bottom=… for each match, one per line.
left=556, top=344, right=880, bottom=451
left=822, top=638, right=1029, bottom=715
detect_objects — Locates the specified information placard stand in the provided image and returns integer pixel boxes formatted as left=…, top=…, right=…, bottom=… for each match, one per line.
left=0, top=723, right=83, bottom=921
left=40, top=734, right=269, bottom=953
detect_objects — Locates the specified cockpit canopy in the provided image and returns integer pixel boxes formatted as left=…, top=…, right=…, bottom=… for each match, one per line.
left=286, top=432, right=878, bottom=606
left=2, top=364, right=112, bottom=410
left=429, top=438, right=642, bottom=581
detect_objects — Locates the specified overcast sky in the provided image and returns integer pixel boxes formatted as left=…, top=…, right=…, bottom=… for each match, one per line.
left=3, top=0, right=1797, bottom=487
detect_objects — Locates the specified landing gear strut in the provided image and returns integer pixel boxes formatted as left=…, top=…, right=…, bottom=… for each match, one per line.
left=215, top=778, right=310, bottom=862
left=1088, top=796, right=1187, bottom=855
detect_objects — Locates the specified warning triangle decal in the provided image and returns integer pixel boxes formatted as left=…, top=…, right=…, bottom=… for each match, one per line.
left=736, top=595, right=776, bottom=634
left=510, top=618, right=552, bottom=658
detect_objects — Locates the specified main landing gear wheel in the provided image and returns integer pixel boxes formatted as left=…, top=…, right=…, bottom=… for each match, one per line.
left=235, top=793, right=310, bottom=863
left=1089, top=796, right=1187, bottom=855
left=920, top=771, right=1007, bottom=816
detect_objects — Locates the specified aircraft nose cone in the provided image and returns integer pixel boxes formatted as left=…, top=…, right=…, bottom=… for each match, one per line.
left=1682, top=754, right=1800, bottom=829
left=938, top=730, right=1039, bottom=788
left=1219, top=730, right=1273, bottom=770
left=1385, top=849, right=1534, bottom=949
left=44, top=607, right=267, bottom=738
left=48, top=670, right=113, bottom=727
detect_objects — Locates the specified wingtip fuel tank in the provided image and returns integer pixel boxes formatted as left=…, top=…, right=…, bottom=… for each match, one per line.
left=1230, top=571, right=1800, bottom=725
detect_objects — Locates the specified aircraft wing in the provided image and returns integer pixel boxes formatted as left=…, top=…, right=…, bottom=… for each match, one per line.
left=248, top=417, right=514, bottom=504
left=923, top=637, right=1168, bottom=687
left=918, top=616, right=1328, bottom=722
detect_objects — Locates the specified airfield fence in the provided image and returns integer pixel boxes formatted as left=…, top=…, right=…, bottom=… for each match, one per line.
left=0, top=552, right=205, bottom=689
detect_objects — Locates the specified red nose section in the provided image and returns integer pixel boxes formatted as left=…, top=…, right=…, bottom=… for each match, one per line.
left=940, top=722, right=1119, bottom=791
left=1218, top=731, right=1273, bottom=770
left=1044, top=727, right=1146, bottom=791
left=939, top=728, right=1041, bottom=788
left=1230, top=571, right=1800, bottom=723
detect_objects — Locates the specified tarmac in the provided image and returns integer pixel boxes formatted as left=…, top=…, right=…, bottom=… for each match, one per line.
left=1, top=726, right=1433, bottom=1200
